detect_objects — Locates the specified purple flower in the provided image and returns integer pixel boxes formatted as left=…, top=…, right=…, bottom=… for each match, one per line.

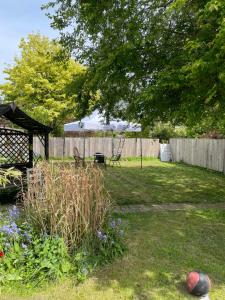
left=0, top=225, right=10, bottom=235
left=21, top=243, right=28, bottom=250
left=97, top=230, right=103, bottom=239
left=9, top=206, right=20, bottom=219
left=11, top=222, right=20, bottom=234
left=0, top=225, right=14, bottom=236
left=0, top=222, right=20, bottom=236
left=97, top=230, right=107, bottom=242
left=110, top=220, right=116, bottom=228
left=23, top=231, right=32, bottom=242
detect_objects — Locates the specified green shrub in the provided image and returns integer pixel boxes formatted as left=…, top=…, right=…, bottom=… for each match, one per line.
left=94, top=218, right=126, bottom=264
left=0, top=206, right=126, bottom=286
left=71, top=217, right=126, bottom=282
left=0, top=206, right=71, bottom=286
left=149, top=123, right=187, bottom=142
left=0, top=168, right=22, bottom=187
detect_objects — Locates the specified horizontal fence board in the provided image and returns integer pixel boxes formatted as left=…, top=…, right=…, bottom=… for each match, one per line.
left=33, top=137, right=159, bottom=158
left=170, top=138, right=225, bottom=173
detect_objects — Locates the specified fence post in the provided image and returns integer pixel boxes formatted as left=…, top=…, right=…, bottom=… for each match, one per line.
left=223, top=150, right=225, bottom=174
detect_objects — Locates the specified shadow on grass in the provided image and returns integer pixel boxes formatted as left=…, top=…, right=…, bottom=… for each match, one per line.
left=90, top=210, right=225, bottom=299
left=1, top=211, right=225, bottom=300
left=104, top=161, right=225, bottom=205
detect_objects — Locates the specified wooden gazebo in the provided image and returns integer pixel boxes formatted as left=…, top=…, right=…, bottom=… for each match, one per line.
left=0, top=103, right=52, bottom=170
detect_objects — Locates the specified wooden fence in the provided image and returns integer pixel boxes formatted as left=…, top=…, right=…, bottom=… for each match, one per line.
left=34, top=137, right=160, bottom=158
left=170, top=138, right=225, bottom=173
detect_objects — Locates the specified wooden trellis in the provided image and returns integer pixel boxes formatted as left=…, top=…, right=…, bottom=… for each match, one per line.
left=0, top=128, right=30, bottom=168
left=0, top=103, right=52, bottom=171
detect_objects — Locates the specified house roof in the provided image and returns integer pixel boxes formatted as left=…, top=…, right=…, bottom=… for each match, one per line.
left=0, top=102, right=52, bottom=134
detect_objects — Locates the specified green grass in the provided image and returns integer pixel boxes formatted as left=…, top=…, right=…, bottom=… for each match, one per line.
left=2, top=210, right=225, bottom=299
left=2, top=159, right=225, bottom=299
left=104, top=158, right=225, bottom=205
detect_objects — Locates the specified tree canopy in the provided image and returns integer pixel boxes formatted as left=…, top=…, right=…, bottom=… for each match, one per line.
left=0, top=34, right=87, bottom=134
left=43, top=0, right=225, bottom=135
left=180, top=0, right=225, bottom=134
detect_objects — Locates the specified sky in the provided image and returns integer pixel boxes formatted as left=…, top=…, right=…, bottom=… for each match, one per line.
left=0, top=0, right=57, bottom=83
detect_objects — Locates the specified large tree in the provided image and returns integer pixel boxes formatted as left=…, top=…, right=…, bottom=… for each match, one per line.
left=44, top=0, right=225, bottom=135
left=43, top=1, right=196, bottom=122
left=0, top=33, right=87, bottom=134
left=181, top=0, right=225, bottom=133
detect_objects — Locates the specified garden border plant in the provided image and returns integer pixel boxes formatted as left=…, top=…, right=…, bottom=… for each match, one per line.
left=0, top=163, right=126, bottom=287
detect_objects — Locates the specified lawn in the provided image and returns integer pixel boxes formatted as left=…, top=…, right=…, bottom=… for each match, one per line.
left=1, top=159, right=225, bottom=299
left=2, top=210, right=225, bottom=300
left=104, top=158, right=225, bottom=205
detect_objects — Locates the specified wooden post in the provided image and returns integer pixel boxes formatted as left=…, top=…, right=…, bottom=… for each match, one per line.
left=28, top=133, right=33, bottom=168
left=63, top=133, right=65, bottom=160
left=135, top=137, right=137, bottom=157
left=83, top=131, right=86, bottom=160
left=111, top=130, right=114, bottom=157
left=44, top=133, right=49, bottom=160
left=140, top=137, right=143, bottom=169
left=223, top=149, right=225, bottom=174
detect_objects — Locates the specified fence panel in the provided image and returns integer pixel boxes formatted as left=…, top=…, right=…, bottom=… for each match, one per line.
left=170, top=138, right=225, bottom=173
left=33, top=137, right=160, bottom=158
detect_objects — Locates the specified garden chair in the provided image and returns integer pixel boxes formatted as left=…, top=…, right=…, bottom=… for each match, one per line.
left=109, top=137, right=125, bottom=167
left=109, top=153, right=122, bottom=167
left=73, top=146, right=84, bottom=167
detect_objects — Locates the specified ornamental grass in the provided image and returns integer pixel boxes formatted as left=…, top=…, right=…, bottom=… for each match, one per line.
left=23, top=163, right=111, bottom=252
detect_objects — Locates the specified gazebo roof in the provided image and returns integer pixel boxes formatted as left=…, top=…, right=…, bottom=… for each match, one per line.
left=0, top=102, right=52, bottom=134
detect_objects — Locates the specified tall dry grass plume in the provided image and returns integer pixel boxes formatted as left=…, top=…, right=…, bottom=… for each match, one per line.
left=23, top=163, right=111, bottom=251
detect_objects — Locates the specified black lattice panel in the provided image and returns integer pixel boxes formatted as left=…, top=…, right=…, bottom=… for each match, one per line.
left=0, top=128, right=29, bottom=166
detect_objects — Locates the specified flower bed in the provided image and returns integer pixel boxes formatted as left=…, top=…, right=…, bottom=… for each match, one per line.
left=0, top=164, right=126, bottom=287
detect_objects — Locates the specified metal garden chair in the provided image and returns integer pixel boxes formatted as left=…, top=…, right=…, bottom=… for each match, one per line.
left=109, top=137, right=125, bottom=167
left=73, top=146, right=84, bottom=167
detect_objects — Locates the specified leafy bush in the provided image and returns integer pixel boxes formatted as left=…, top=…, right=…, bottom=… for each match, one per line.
left=94, top=218, right=126, bottom=264
left=0, top=206, right=126, bottom=286
left=0, top=206, right=71, bottom=285
left=69, top=217, right=126, bottom=282
left=0, top=168, right=22, bottom=187
left=149, top=123, right=187, bottom=142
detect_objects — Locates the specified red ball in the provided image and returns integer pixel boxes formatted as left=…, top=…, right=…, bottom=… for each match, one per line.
left=186, top=271, right=211, bottom=296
